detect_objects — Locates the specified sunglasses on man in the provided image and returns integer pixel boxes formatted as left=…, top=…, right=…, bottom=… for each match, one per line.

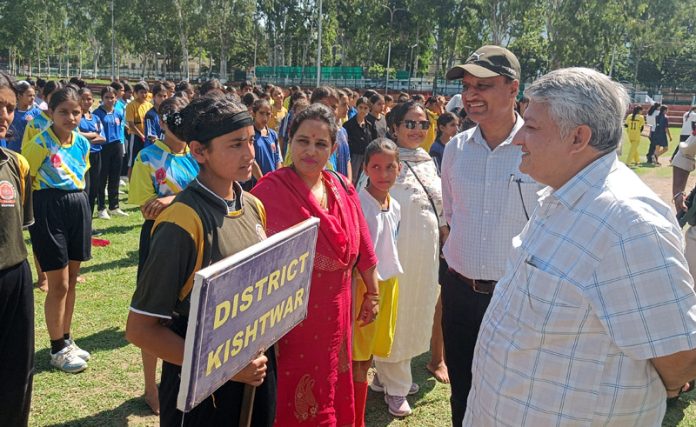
left=401, top=120, right=431, bottom=130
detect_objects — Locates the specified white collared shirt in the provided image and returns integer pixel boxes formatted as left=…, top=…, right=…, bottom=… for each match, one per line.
left=359, top=189, right=403, bottom=281
left=465, top=152, right=696, bottom=426
left=441, top=116, right=541, bottom=280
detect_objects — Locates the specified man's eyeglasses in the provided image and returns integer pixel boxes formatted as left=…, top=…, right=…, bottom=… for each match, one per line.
left=401, top=120, right=431, bottom=130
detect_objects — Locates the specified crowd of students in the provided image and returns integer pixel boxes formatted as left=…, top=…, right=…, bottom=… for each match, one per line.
left=0, top=68, right=524, bottom=427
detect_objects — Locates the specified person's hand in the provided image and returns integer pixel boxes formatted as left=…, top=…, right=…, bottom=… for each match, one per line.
left=231, top=352, right=268, bottom=386
left=675, top=192, right=688, bottom=214
left=667, top=382, right=693, bottom=399
left=358, top=294, right=379, bottom=326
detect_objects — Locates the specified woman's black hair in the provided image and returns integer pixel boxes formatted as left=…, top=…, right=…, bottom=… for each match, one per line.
left=252, top=98, right=271, bottom=113
left=43, top=80, right=62, bottom=98
left=175, top=80, right=193, bottom=93
left=648, top=102, right=661, bottom=116
left=631, top=105, right=642, bottom=121
left=436, top=111, right=459, bottom=138
left=288, top=90, right=307, bottom=111
left=151, top=83, right=165, bottom=97
left=159, top=96, right=190, bottom=127
left=101, top=86, right=117, bottom=98
left=659, top=105, right=668, bottom=116
left=199, top=79, right=225, bottom=96
left=169, top=94, right=248, bottom=146
left=288, top=103, right=338, bottom=145
left=369, top=93, right=384, bottom=106
left=355, top=96, right=369, bottom=108
left=363, top=137, right=399, bottom=167
left=77, top=87, right=92, bottom=97
left=242, top=92, right=258, bottom=108
left=48, top=87, right=79, bottom=111
left=387, top=100, right=426, bottom=134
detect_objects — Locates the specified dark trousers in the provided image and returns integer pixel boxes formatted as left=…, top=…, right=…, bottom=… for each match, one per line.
left=441, top=268, right=492, bottom=427
left=85, top=151, right=102, bottom=215
left=137, top=220, right=155, bottom=279
left=98, top=143, right=123, bottom=211
left=646, top=133, right=656, bottom=162
left=0, top=261, right=34, bottom=427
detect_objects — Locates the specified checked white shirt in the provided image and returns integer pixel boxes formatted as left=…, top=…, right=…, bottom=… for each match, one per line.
left=442, top=116, right=540, bottom=281
left=465, top=152, right=696, bottom=426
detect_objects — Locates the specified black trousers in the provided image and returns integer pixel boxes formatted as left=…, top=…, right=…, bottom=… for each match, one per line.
left=0, top=260, right=34, bottom=427
left=98, top=143, right=123, bottom=211
left=85, top=151, right=102, bottom=215
left=646, top=132, right=656, bottom=162
left=441, top=268, right=492, bottom=427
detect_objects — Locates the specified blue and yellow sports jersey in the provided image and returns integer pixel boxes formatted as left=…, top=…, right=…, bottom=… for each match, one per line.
left=79, top=113, right=106, bottom=154
left=8, top=107, right=42, bottom=152
left=128, top=139, right=199, bottom=206
left=93, top=106, right=125, bottom=144
left=22, top=127, right=91, bottom=191
left=21, top=110, right=52, bottom=151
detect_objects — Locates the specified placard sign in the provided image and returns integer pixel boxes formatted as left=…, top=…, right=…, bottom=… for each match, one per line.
left=177, top=218, right=319, bottom=412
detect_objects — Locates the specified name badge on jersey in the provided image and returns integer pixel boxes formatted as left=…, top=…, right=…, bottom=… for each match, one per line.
left=0, top=180, right=16, bottom=207
left=51, top=154, right=62, bottom=168
left=115, top=118, right=121, bottom=126
left=155, top=168, right=167, bottom=184
left=25, top=114, right=34, bottom=122
left=271, top=143, right=277, bottom=153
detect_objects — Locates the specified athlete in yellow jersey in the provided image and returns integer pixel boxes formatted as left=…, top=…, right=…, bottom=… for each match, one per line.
left=625, top=106, right=645, bottom=166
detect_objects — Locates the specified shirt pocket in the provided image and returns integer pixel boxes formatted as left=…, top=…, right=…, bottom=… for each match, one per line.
left=504, top=178, right=538, bottom=222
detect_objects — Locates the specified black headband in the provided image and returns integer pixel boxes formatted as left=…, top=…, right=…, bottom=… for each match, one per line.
left=195, top=111, right=254, bottom=142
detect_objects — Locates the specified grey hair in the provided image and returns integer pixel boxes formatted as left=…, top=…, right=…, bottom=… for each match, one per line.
left=524, top=67, right=629, bottom=153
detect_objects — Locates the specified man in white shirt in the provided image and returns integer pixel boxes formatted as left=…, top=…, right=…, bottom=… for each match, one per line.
left=440, top=45, right=541, bottom=426
left=465, top=67, right=696, bottom=426
left=681, top=107, right=696, bottom=143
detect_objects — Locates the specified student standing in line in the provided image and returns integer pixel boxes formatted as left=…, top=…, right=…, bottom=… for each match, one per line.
left=0, top=72, right=36, bottom=427
left=352, top=138, right=403, bottom=427
left=93, top=87, right=127, bottom=219
left=251, top=99, right=282, bottom=180
left=128, top=96, right=198, bottom=415
left=77, top=87, right=106, bottom=216
left=144, top=83, right=168, bottom=145
left=23, top=87, right=92, bottom=373
left=624, top=106, right=645, bottom=167
left=126, top=94, right=275, bottom=426
left=7, top=80, right=40, bottom=153
left=125, top=82, right=153, bottom=179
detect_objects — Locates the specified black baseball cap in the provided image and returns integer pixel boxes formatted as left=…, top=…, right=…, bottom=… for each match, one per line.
left=446, top=45, right=521, bottom=81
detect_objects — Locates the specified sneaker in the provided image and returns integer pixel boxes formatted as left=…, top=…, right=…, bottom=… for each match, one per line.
left=50, top=346, right=88, bottom=373
left=97, top=209, right=111, bottom=220
left=66, top=340, right=91, bottom=361
left=384, top=394, right=412, bottom=417
left=109, top=208, right=129, bottom=217
left=119, top=178, right=127, bottom=186
left=370, top=374, right=419, bottom=395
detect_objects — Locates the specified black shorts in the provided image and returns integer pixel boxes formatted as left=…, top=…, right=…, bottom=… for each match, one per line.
left=29, top=189, right=92, bottom=271
left=127, top=135, right=146, bottom=168
left=137, top=219, right=155, bottom=279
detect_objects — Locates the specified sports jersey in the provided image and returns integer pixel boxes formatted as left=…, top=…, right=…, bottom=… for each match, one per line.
left=625, top=114, right=645, bottom=141
left=253, top=127, right=282, bottom=175
left=144, top=107, right=163, bottom=143
left=93, top=106, right=125, bottom=144
left=79, top=112, right=106, bottom=153
left=115, top=98, right=127, bottom=115
left=130, top=179, right=267, bottom=318
left=8, top=107, right=42, bottom=152
left=0, top=148, right=33, bottom=270
left=126, top=100, right=153, bottom=135
left=21, top=110, right=52, bottom=151
left=129, top=140, right=199, bottom=206
left=22, top=128, right=91, bottom=191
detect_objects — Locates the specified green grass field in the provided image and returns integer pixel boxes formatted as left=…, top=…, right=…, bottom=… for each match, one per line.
left=26, top=126, right=696, bottom=426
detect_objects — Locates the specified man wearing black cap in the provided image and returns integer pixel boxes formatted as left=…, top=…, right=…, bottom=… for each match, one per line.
left=440, top=45, right=541, bottom=426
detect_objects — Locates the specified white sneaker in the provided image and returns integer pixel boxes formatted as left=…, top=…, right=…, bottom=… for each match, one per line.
left=370, top=374, right=419, bottom=395
left=97, top=209, right=111, bottom=220
left=119, top=178, right=127, bottom=186
left=109, top=208, right=129, bottom=217
left=384, top=394, right=412, bottom=417
left=50, top=346, right=88, bottom=373
left=66, top=340, right=91, bottom=361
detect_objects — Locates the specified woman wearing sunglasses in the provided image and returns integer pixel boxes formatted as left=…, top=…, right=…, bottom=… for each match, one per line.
left=365, top=100, right=446, bottom=417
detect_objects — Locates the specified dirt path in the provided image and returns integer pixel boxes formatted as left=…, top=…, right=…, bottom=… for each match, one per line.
left=640, top=167, right=696, bottom=211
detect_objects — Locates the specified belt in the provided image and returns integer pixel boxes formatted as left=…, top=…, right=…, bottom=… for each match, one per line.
left=448, top=268, right=497, bottom=295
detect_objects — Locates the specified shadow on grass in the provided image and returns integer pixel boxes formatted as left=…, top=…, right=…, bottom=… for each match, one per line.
left=663, top=390, right=696, bottom=426
left=96, top=223, right=141, bottom=235
left=365, top=352, right=445, bottom=426
left=34, top=327, right=129, bottom=374
left=81, top=250, right=139, bottom=273
left=45, top=396, right=154, bottom=427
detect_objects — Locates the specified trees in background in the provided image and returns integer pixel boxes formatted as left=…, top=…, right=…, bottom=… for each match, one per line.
left=0, top=0, right=694, bottom=92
